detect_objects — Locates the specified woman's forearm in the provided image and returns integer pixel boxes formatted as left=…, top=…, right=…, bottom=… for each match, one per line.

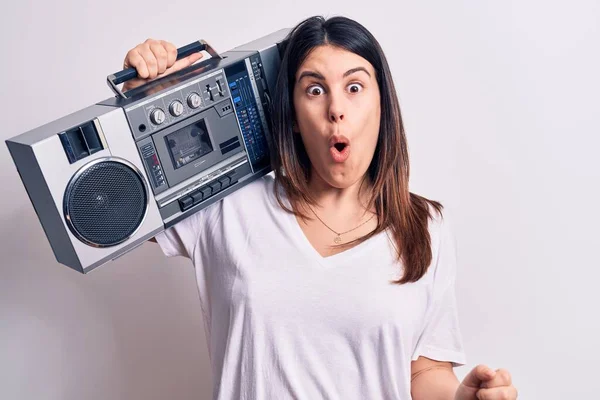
left=411, top=365, right=461, bottom=400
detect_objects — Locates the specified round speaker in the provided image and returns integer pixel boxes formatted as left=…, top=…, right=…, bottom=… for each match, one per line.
left=64, top=158, right=149, bottom=247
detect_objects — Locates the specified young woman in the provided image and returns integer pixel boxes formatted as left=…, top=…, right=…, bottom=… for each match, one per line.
left=123, top=16, right=518, bottom=400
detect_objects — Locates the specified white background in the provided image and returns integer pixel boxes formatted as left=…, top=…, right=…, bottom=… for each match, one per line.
left=1, top=0, right=598, bottom=399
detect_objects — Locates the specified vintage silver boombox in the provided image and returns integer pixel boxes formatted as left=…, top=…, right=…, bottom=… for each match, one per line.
left=5, top=29, right=289, bottom=273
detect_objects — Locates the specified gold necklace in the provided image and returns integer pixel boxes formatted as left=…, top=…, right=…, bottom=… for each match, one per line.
left=308, top=205, right=376, bottom=244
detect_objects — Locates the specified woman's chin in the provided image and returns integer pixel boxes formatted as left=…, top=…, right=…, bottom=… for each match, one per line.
left=313, top=167, right=365, bottom=190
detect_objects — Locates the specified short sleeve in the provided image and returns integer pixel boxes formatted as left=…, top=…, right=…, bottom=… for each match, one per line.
left=411, top=212, right=467, bottom=367
left=154, top=210, right=203, bottom=260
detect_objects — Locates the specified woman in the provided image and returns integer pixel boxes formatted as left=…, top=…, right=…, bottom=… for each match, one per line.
left=123, top=16, right=518, bottom=400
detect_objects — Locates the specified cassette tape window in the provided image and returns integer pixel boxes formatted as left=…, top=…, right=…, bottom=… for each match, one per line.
left=165, top=119, right=213, bottom=170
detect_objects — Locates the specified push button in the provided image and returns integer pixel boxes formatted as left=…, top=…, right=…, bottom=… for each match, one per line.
left=209, top=180, right=222, bottom=192
left=200, top=186, right=212, bottom=198
left=191, top=191, right=204, bottom=204
left=178, top=196, right=193, bottom=211
left=219, top=175, right=231, bottom=188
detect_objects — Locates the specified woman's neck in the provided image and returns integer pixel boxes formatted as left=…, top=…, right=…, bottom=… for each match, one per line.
left=295, top=170, right=378, bottom=254
left=305, top=171, right=374, bottom=219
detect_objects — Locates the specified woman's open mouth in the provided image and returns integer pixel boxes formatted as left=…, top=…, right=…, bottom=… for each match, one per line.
left=329, top=135, right=351, bottom=163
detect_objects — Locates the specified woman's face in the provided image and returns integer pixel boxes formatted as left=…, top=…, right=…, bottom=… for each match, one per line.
left=293, top=44, right=381, bottom=189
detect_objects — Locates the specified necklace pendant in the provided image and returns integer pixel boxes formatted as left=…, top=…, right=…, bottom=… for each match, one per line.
left=334, top=235, right=342, bottom=244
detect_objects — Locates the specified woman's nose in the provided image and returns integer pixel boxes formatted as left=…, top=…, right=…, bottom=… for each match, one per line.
left=330, top=111, right=344, bottom=122
left=328, top=96, right=345, bottom=122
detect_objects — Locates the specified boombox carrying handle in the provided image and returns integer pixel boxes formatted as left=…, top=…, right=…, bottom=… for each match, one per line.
left=106, top=40, right=222, bottom=99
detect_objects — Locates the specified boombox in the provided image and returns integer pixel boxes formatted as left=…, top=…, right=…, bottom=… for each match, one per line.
left=5, top=28, right=289, bottom=273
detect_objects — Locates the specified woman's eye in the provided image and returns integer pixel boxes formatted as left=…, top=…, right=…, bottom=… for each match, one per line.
left=307, top=85, right=325, bottom=96
left=347, top=83, right=363, bottom=93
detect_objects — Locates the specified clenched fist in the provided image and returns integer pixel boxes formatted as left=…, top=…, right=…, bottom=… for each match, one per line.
left=121, top=38, right=204, bottom=92
left=455, top=364, right=518, bottom=400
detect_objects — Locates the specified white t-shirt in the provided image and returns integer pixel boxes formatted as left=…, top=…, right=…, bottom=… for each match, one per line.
left=155, top=173, right=467, bottom=400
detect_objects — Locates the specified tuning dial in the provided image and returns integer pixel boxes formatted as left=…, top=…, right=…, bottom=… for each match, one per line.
left=150, top=108, right=166, bottom=125
left=187, top=92, right=202, bottom=109
left=169, top=100, right=184, bottom=117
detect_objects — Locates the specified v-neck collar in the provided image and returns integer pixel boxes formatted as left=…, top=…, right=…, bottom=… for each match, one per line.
left=282, top=204, right=387, bottom=268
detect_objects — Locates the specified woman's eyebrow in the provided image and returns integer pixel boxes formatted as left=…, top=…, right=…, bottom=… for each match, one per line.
left=343, top=67, right=371, bottom=78
left=297, top=66, right=371, bottom=83
left=297, top=71, right=325, bottom=83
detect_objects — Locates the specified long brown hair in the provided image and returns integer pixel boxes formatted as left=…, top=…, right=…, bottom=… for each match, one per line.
left=269, top=16, right=444, bottom=284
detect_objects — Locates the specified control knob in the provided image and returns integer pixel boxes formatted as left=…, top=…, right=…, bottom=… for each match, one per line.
left=150, top=108, right=166, bottom=125
left=169, top=100, right=184, bottom=117
left=187, top=92, right=202, bottom=109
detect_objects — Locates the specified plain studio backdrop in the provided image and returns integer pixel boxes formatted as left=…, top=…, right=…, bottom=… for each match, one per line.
left=1, top=0, right=598, bottom=399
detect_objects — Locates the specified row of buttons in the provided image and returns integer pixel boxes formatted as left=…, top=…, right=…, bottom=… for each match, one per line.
left=178, top=174, right=234, bottom=211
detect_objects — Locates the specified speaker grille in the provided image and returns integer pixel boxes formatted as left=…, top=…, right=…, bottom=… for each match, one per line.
left=64, top=160, right=148, bottom=247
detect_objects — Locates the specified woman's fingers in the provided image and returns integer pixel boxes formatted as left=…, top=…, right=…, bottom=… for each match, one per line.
left=137, top=41, right=159, bottom=79
left=149, top=40, right=168, bottom=75
left=476, top=385, right=518, bottom=400
left=164, top=52, right=204, bottom=75
left=160, top=40, right=178, bottom=69
left=123, top=48, right=148, bottom=79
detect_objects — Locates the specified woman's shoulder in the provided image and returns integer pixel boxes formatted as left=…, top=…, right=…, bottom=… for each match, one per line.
left=193, top=171, right=277, bottom=232
left=224, top=170, right=277, bottom=204
left=211, top=170, right=283, bottom=218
